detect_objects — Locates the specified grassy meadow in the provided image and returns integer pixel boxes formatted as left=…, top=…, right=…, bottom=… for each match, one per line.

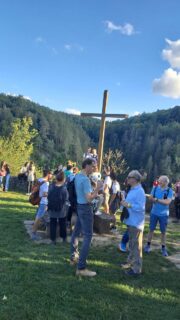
left=0, top=191, right=179, bottom=320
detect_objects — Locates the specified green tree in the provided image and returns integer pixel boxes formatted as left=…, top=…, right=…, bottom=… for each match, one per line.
left=0, top=117, right=38, bottom=174
left=103, top=148, right=129, bottom=177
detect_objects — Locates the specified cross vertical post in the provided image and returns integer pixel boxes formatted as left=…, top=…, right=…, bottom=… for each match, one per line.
left=98, top=90, right=108, bottom=172
left=81, top=91, right=128, bottom=173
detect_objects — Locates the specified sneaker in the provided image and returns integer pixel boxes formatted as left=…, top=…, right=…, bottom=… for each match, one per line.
left=120, top=263, right=131, bottom=270
left=118, top=242, right=127, bottom=253
left=31, top=233, right=41, bottom=241
left=144, top=244, right=151, bottom=253
left=161, top=247, right=168, bottom=257
left=76, top=269, right=97, bottom=277
left=125, top=269, right=141, bottom=277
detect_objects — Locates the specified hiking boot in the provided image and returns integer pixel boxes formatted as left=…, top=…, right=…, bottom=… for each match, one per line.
left=118, top=242, right=127, bottom=253
left=125, top=269, right=141, bottom=277
left=144, top=244, right=151, bottom=253
left=161, top=247, right=168, bottom=257
left=76, top=269, right=97, bottom=277
left=31, top=233, right=41, bottom=241
left=120, top=263, right=131, bottom=270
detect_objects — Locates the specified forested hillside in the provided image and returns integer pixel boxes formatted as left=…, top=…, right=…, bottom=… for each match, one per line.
left=0, top=93, right=179, bottom=183
left=104, top=107, right=180, bottom=182
left=0, top=94, right=91, bottom=167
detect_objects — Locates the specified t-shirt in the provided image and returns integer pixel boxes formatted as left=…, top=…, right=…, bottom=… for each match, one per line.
left=150, top=186, right=173, bottom=217
left=112, top=181, right=120, bottom=194
left=103, top=176, right=112, bottom=193
left=38, top=178, right=49, bottom=205
left=74, top=173, right=92, bottom=204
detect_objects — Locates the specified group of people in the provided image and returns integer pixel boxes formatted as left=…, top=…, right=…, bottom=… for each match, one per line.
left=0, top=161, right=11, bottom=192
left=29, top=152, right=176, bottom=278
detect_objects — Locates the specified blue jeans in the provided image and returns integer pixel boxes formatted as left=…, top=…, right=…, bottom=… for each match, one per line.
left=71, top=204, right=93, bottom=270
left=121, top=228, right=129, bottom=244
left=5, top=174, right=10, bottom=191
left=0, top=176, right=3, bottom=187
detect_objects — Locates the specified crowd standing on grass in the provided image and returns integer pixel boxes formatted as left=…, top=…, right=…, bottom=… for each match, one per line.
left=0, top=147, right=176, bottom=277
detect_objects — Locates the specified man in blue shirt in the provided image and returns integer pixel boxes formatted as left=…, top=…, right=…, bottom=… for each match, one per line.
left=120, top=170, right=146, bottom=276
left=70, top=158, right=103, bottom=277
left=144, top=175, right=173, bottom=256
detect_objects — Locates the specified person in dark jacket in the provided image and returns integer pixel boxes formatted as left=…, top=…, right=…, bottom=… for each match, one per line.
left=48, top=170, right=69, bottom=244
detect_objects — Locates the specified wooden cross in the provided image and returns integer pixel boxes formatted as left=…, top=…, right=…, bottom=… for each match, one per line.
left=81, top=90, right=128, bottom=172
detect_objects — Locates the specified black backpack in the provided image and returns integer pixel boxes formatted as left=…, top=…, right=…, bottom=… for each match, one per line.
left=66, top=176, right=77, bottom=211
left=48, top=184, right=67, bottom=212
left=153, top=186, right=170, bottom=199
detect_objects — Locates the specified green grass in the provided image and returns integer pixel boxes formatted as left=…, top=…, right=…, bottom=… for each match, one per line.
left=0, top=192, right=180, bottom=320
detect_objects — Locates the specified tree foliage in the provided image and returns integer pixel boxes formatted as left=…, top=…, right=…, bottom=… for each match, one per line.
left=0, top=117, right=37, bottom=174
left=0, top=94, right=180, bottom=185
left=103, top=149, right=129, bottom=177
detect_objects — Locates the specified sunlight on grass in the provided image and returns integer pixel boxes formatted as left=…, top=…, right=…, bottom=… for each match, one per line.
left=109, top=283, right=178, bottom=302
left=0, top=191, right=179, bottom=320
left=19, top=257, right=61, bottom=265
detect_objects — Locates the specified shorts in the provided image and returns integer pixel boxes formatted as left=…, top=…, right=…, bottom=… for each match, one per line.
left=149, top=214, right=168, bottom=233
left=36, top=204, right=47, bottom=219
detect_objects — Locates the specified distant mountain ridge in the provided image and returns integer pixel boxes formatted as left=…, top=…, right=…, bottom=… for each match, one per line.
left=0, top=93, right=179, bottom=182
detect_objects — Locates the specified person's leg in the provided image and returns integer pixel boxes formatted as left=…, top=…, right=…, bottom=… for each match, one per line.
left=27, top=181, right=31, bottom=194
left=159, top=216, right=168, bottom=256
left=32, top=204, right=46, bottom=239
left=144, top=214, right=158, bottom=252
left=77, top=205, right=93, bottom=270
left=175, top=198, right=180, bottom=221
left=178, top=204, right=180, bottom=221
left=0, top=176, right=3, bottom=188
left=59, top=217, right=67, bottom=241
left=5, top=174, right=10, bottom=191
left=130, top=227, right=143, bottom=274
left=103, top=193, right=110, bottom=214
left=70, top=213, right=82, bottom=261
left=50, top=218, right=57, bottom=242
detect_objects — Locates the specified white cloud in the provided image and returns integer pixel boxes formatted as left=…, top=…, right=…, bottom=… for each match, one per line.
left=5, top=93, right=32, bottom=101
left=64, top=44, right=72, bottom=51
left=52, top=47, right=58, bottom=55
left=162, top=38, right=180, bottom=69
left=153, top=68, right=180, bottom=99
left=104, top=20, right=136, bottom=36
left=35, top=36, right=45, bottom=43
left=133, top=111, right=141, bottom=116
left=64, top=43, right=84, bottom=52
left=65, top=108, right=81, bottom=116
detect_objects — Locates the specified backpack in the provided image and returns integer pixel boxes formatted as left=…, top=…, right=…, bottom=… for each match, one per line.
left=153, top=186, right=170, bottom=199
left=29, top=180, right=45, bottom=206
left=48, top=184, right=67, bottom=212
left=66, top=176, right=77, bottom=211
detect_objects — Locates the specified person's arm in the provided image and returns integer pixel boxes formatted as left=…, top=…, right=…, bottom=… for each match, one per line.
left=86, top=181, right=103, bottom=202
left=153, top=198, right=172, bottom=205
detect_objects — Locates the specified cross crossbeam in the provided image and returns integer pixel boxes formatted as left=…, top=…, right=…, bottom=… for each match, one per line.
left=81, top=90, right=128, bottom=171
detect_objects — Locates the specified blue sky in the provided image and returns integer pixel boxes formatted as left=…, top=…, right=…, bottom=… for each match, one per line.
left=1, top=0, right=180, bottom=117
